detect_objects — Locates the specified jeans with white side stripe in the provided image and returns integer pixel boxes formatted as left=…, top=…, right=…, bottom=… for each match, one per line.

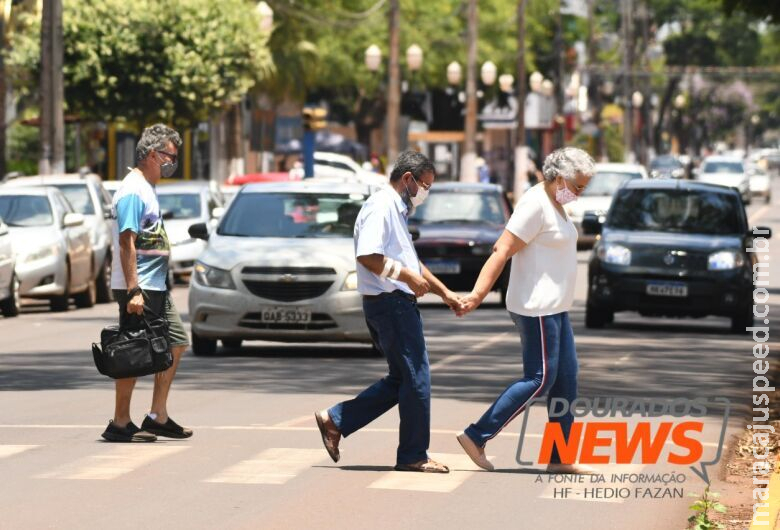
left=464, top=311, right=578, bottom=464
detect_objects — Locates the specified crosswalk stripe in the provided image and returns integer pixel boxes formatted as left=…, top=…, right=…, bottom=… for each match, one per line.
left=204, top=448, right=325, bottom=485
left=37, top=445, right=189, bottom=480
left=0, top=445, right=39, bottom=458
left=538, top=464, right=645, bottom=503
left=368, top=453, right=484, bottom=493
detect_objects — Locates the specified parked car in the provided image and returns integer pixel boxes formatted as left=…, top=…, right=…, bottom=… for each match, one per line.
left=0, top=187, right=95, bottom=311
left=409, top=182, right=512, bottom=304
left=564, top=163, right=648, bottom=247
left=748, top=165, right=772, bottom=204
left=0, top=216, right=19, bottom=317
left=156, top=182, right=224, bottom=280
left=583, top=179, right=763, bottom=333
left=102, top=180, right=121, bottom=197
left=187, top=181, right=377, bottom=355
left=695, top=155, right=751, bottom=204
left=649, top=155, right=686, bottom=179
left=3, top=173, right=115, bottom=302
left=312, top=152, right=388, bottom=186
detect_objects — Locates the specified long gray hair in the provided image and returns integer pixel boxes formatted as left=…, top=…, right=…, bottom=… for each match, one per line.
left=541, top=147, right=595, bottom=182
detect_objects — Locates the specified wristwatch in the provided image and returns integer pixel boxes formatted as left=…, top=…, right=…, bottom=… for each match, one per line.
left=127, top=286, right=142, bottom=298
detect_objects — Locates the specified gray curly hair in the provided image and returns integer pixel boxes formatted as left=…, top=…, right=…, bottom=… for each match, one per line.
left=541, top=147, right=595, bottom=182
left=135, top=124, right=182, bottom=164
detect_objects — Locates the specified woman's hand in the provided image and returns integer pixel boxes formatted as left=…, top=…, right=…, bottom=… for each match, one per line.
left=440, top=290, right=462, bottom=312
left=456, top=291, right=483, bottom=317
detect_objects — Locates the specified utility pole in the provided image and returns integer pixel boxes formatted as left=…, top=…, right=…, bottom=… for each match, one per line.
left=621, top=0, right=633, bottom=163
left=0, top=0, right=9, bottom=179
left=513, top=0, right=528, bottom=200
left=386, top=0, right=400, bottom=166
left=39, top=0, right=65, bottom=175
left=461, top=0, right=478, bottom=183
left=554, top=3, right=565, bottom=149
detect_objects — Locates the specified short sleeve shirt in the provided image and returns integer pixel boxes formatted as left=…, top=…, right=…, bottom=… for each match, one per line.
left=110, top=170, right=170, bottom=291
left=354, top=186, right=421, bottom=296
left=504, top=183, right=578, bottom=317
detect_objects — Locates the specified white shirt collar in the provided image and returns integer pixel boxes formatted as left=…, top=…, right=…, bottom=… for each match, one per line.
left=386, top=185, right=409, bottom=216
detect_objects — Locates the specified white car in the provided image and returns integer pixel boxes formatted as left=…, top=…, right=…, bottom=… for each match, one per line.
left=565, top=163, right=649, bottom=246
left=187, top=181, right=377, bottom=355
left=156, top=182, right=224, bottom=280
left=313, top=152, right=388, bottom=186
left=4, top=173, right=115, bottom=302
left=0, top=187, right=95, bottom=311
left=748, top=165, right=772, bottom=204
left=0, top=216, right=19, bottom=317
left=695, top=155, right=751, bottom=204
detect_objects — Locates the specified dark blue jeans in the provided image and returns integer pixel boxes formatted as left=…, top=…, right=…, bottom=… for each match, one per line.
left=464, top=311, right=578, bottom=464
left=328, top=293, right=431, bottom=465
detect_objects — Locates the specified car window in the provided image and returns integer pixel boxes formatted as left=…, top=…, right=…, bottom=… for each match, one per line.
left=650, top=157, right=682, bottom=169
left=409, top=190, right=506, bottom=225
left=52, top=184, right=95, bottom=215
left=582, top=172, right=641, bottom=197
left=702, top=161, right=743, bottom=174
left=218, top=192, right=366, bottom=238
left=0, top=195, right=54, bottom=227
left=607, top=189, right=743, bottom=235
left=158, top=193, right=202, bottom=220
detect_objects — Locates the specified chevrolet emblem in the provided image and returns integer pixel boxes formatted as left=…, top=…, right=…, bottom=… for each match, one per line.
left=279, top=274, right=297, bottom=283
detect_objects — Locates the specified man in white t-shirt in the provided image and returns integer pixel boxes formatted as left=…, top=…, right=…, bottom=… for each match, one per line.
left=454, top=147, right=597, bottom=474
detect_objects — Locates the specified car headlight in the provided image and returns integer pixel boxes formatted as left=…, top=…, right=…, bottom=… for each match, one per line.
left=708, top=250, right=744, bottom=271
left=23, top=245, right=57, bottom=264
left=597, top=243, right=631, bottom=266
left=193, top=261, right=235, bottom=289
left=342, top=271, right=358, bottom=291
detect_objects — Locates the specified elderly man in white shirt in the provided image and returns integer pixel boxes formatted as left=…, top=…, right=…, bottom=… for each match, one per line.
left=315, top=150, right=460, bottom=473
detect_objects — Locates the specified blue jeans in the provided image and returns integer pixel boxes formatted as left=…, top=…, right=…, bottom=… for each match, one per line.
left=328, top=293, right=431, bottom=465
left=464, top=311, right=578, bottom=464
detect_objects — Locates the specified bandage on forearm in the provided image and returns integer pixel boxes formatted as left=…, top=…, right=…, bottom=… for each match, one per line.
left=389, top=260, right=402, bottom=280
left=380, top=258, right=396, bottom=279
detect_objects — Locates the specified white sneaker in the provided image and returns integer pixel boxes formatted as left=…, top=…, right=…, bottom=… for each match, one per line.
left=546, top=463, right=599, bottom=474
left=456, top=432, right=494, bottom=471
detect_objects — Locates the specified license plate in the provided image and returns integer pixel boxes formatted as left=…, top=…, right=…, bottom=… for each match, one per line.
left=260, top=307, right=312, bottom=324
left=425, top=260, right=461, bottom=274
left=646, top=282, right=688, bottom=297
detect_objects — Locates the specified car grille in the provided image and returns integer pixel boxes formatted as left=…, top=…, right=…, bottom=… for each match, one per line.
left=242, top=266, right=336, bottom=275
left=239, top=312, right=337, bottom=330
left=242, top=280, right=334, bottom=301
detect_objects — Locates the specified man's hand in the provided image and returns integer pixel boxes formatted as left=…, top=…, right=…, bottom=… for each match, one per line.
left=127, top=293, right=144, bottom=315
left=406, top=272, right=431, bottom=298
left=456, top=291, right=483, bottom=317
left=441, top=290, right=461, bottom=312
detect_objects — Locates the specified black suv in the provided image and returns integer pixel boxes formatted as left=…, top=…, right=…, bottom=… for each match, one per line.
left=583, top=179, right=769, bottom=333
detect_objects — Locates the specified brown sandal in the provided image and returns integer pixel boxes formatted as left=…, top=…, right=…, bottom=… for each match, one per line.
left=394, top=458, right=450, bottom=473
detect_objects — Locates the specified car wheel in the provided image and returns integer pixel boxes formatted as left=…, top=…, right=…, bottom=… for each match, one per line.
left=50, top=265, right=71, bottom=312
left=75, top=279, right=97, bottom=308
left=221, top=339, right=243, bottom=350
left=96, top=255, right=113, bottom=303
left=585, top=303, right=611, bottom=329
left=0, top=274, right=20, bottom=317
left=191, top=331, right=217, bottom=356
left=731, top=306, right=753, bottom=334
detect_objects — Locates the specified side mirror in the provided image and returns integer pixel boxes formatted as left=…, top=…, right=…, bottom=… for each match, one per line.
left=188, top=222, right=209, bottom=241
left=408, top=225, right=421, bottom=242
left=63, top=212, right=85, bottom=228
left=582, top=212, right=603, bottom=235
left=749, top=226, right=772, bottom=240
left=211, top=207, right=225, bottom=219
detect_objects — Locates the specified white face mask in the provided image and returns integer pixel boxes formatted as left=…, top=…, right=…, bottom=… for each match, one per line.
left=555, top=180, right=578, bottom=205
left=411, top=186, right=429, bottom=207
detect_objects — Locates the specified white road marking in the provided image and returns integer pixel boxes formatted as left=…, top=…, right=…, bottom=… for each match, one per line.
left=430, top=331, right=512, bottom=371
left=204, top=448, right=324, bottom=485
left=0, top=445, right=39, bottom=458
left=272, top=414, right=314, bottom=428
left=37, top=445, right=188, bottom=480
left=368, top=453, right=485, bottom=493
left=538, top=464, right=645, bottom=503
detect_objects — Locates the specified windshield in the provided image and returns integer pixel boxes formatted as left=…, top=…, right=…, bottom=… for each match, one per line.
left=218, top=192, right=366, bottom=238
left=158, top=193, right=202, bottom=220
left=607, top=188, right=743, bottom=235
left=0, top=195, right=54, bottom=227
left=702, top=161, right=743, bottom=174
left=650, top=157, right=682, bottom=169
left=409, top=190, right=506, bottom=225
left=582, top=172, right=641, bottom=197
left=53, top=184, right=94, bottom=215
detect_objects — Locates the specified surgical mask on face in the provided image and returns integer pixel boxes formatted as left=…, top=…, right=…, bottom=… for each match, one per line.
left=555, top=180, right=578, bottom=205
left=404, top=176, right=429, bottom=208
left=158, top=152, right=178, bottom=178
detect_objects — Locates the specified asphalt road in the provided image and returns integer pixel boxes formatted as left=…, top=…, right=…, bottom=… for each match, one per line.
left=0, top=192, right=777, bottom=530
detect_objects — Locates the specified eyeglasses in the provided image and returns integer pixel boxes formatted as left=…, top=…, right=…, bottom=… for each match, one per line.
left=156, top=150, right=178, bottom=164
left=412, top=174, right=432, bottom=191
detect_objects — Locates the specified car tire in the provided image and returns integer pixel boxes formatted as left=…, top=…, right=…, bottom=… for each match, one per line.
left=74, top=279, right=97, bottom=308
left=96, top=255, right=113, bottom=303
left=50, top=265, right=70, bottom=312
left=222, top=339, right=243, bottom=350
left=730, top=306, right=753, bottom=334
left=191, top=331, right=217, bottom=356
left=585, top=303, right=611, bottom=329
left=0, top=274, right=20, bottom=317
